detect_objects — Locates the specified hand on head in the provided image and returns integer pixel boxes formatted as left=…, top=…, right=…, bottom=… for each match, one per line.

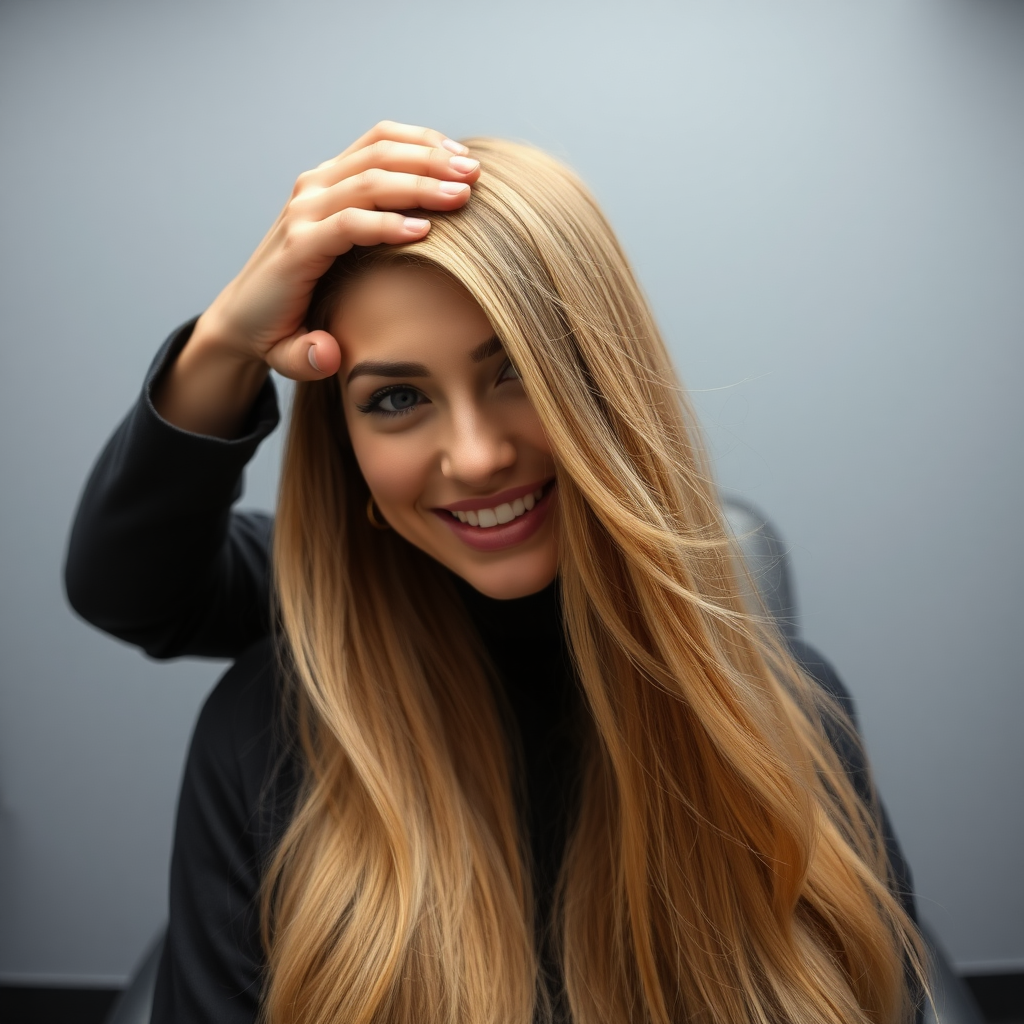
left=155, top=122, right=479, bottom=437
left=203, top=120, right=480, bottom=380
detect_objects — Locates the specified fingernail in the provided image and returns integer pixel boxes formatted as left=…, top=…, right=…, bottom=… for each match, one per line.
left=449, top=155, right=479, bottom=174
left=438, top=181, right=469, bottom=195
left=403, top=217, right=429, bottom=231
left=308, top=346, right=321, bottom=372
left=441, top=138, right=468, bottom=155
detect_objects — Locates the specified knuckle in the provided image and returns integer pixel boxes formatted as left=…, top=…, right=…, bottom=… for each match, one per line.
left=367, top=138, right=393, bottom=164
left=280, top=221, right=303, bottom=252
left=280, top=202, right=299, bottom=228
left=333, top=207, right=361, bottom=236
left=349, top=170, right=370, bottom=194
left=285, top=192, right=317, bottom=225
left=382, top=211, right=405, bottom=237
left=353, top=168, right=381, bottom=193
left=286, top=189, right=310, bottom=213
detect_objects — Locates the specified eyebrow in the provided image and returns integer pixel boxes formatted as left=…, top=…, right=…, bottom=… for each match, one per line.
left=471, top=335, right=504, bottom=362
left=346, top=335, right=504, bottom=384
left=346, top=360, right=428, bottom=384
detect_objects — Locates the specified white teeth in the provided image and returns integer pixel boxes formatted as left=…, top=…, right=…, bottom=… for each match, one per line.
left=449, top=484, right=548, bottom=529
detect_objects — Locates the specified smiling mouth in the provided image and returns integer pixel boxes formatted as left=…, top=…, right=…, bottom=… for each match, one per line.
left=432, top=479, right=557, bottom=551
left=445, top=482, right=552, bottom=529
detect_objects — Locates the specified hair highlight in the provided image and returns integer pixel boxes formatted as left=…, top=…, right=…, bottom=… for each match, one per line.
left=263, top=138, right=926, bottom=1024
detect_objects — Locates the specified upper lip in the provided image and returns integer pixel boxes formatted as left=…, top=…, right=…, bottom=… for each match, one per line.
left=435, top=478, right=554, bottom=513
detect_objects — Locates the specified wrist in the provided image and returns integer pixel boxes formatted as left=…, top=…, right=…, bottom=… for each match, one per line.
left=153, top=314, right=271, bottom=439
left=187, top=308, right=267, bottom=371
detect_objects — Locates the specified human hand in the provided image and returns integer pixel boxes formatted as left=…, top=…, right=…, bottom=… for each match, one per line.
left=193, top=120, right=479, bottom=381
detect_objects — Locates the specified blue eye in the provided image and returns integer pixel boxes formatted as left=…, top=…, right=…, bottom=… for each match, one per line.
left=378, top=388, right=420, bottom=412
left=498, top=359, right=521, bottom=383
left=358, top=386, right=425, bottom=417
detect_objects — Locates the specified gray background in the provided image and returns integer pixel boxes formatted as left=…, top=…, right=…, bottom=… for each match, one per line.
left=1, top=0, right=1021, bottom=986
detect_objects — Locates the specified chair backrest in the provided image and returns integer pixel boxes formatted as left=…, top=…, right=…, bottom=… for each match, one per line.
left=105, top=934, right=163, bottom=1024
left=720, top=495, right=798, bottom=637
left=719, top=497, right=984, bottom=1024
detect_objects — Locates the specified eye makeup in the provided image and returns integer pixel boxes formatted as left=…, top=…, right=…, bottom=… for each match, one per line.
left=355, top=359, right=520, bottom=418
left=356, top=385, right=427, bottom=417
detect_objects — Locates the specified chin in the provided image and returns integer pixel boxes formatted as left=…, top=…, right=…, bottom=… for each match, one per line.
left=453, top=552, right=558, bottom=600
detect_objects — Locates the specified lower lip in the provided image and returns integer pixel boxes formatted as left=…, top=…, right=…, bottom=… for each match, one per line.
left=432, top=482, right=557, bottom=553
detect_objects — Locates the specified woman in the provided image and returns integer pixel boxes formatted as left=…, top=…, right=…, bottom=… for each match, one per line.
left=66, top=122, right=924, bottom=1024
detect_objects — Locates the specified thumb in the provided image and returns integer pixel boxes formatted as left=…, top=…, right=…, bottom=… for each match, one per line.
left=265, top=330, right=341, bottom=382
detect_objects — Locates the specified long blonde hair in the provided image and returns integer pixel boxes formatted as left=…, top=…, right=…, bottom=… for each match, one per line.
left=264, top=138, right=925, bottom=1024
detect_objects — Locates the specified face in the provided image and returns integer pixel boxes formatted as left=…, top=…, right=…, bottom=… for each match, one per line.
left=332, top=264, right=559, bottom=600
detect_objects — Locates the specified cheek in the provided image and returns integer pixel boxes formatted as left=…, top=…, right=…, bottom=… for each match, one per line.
left=522, top=408, right=553, bottom=460
left=511, top=402, right=555, bottom=476
left=349, top=430, right=432, bottom=514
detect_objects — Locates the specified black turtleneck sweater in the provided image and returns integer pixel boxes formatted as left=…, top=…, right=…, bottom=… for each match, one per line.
left=65, top=323, right=916, bottom=1024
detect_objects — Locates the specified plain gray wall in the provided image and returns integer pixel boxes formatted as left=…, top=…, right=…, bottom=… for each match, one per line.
left=1, top=0, right=1021, bottom=985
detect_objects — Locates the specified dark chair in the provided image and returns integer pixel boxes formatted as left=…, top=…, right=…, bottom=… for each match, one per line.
left=722, top=495, right=984, bottom=1024
left=105, top=497, right=985, bottom=1024
left=104, top=933, right=163, bottom=1024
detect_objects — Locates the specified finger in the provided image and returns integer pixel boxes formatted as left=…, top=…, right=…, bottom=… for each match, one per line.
left=265, top=330, right=341, bottom=381
left=313, top=138, right=480, bottom=191
left=315, top=207, right=432, bottom=248
left=338, top=120, right=467, bottom=163
left=281, top=208, right=430, bottom=271
left=301, top=169, right=471, bottom=222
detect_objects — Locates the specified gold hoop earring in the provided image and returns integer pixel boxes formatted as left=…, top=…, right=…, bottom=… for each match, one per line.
left=366, top=495, right=391, bottom=530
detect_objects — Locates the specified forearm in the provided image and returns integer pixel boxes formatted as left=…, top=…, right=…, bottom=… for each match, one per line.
left=152, top=311, right=271, bottom=440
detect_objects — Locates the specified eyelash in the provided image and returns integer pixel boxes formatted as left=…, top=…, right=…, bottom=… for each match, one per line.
left=356, top=385, right=423, bottom=418
left=356, top=360, right=521, bottom=418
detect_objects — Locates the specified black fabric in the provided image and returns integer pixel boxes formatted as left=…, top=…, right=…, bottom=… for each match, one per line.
left=65, top=322, right=919, bottom=1024
left=65, top=319, right=279, bottom=660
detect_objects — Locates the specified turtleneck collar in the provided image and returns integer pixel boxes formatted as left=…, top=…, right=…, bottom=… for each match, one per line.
left=449, top=573, right=565, bottom=647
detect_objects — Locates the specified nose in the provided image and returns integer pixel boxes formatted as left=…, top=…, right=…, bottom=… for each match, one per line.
left=440, top=405, right=517, bottom=488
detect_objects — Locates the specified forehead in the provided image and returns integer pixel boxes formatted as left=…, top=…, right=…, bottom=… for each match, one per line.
left=329, top=264, right=492, bottom=357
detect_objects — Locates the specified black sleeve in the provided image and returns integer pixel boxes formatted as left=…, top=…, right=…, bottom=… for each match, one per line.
left=787, top=637, right=918, bottom=926
left=153, top=638, right=300, bottom=1024
left=64, top=320, right=280, bottom=659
